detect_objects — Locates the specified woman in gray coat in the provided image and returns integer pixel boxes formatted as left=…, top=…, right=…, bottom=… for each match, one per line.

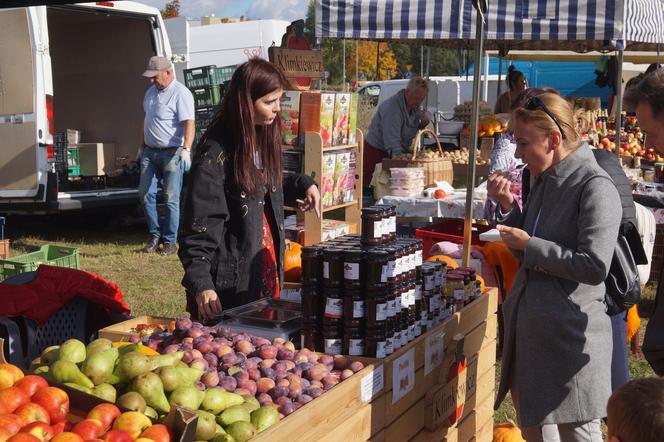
left=489, top=92, right=621, bottom=442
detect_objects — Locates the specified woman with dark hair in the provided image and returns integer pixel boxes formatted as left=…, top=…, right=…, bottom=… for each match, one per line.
left=178, top=59, right=320, bottom=320
left=495, top=66, right=528, bottom=114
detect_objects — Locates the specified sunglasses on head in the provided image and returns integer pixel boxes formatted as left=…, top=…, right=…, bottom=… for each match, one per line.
left=524, top=96, right=566, bottom=139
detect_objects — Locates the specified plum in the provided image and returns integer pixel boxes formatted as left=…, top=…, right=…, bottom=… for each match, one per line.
left=341, top=369, right=354, bottom=380
left=203, top=353, right=218, bottom=368
left=329, top=370, right=342, bottom=380
left=163, top=344, right=181, bottom=354
left=215, top=345, right=233, bottom=358
left=260, top=367, right=276, bottom=379
left=275, top=396, right=291, bottom=406
left=247, top=368, right=261, bottom=381
left=194, top=380, right=206, bottom=390
left=146, top=339, right=159, bottom=350
left=294, top=352, right=309, bottom=364
left=221, top=352, right=239, bottom=366
left=333, top=355, right=351, bottom=371
left=274, top=361, right=289, bottom=372
left=309, top=381, right=323, bottom=390
left=196, top=341, right=213, bottom=354
left=259, top=359, right=276, bottom=370
left=349, top=361, right=365, bottom=373
left=279, top=402, right=297, bottom=416
left=257, top=393, right=273, bottom=406
left=235, top=340, right=255, bottom=355
left=259, top=345, right=278, bottom=359
left=175, top=317, right=193, bottom=331
left=274, top=370, right=289, bottom=381
left=291, top=367, right=303, bottom=377
left=190, top=349, right=204, bottom=360
left=303, top=368, right=326, bottom=381
left=283, top=360, right=296, bottom=371
left=234, top=388, right=251, bottom=395
left=296, top=394, right=313, bottom=405
left=218, top=375, right=237, bottom=392
left=190, top=358, right=209, bottom=371
left=277, top=349, right=294, bottom=361
left=300, top=378, right=311, bottom=388
left=276, top=379, right=290, bottom=388
left=244, top=359, right=258, bottom=371
left=319, top=355, right=334, bottom=367
left=183, top=337, right=194, bottom=344
left=233, top=370, right=250, bottom=383
left=256, top=377, right=276, bottom=394
left=181, top=342, right=194, bottom=351
left=237, top=379, right=257, bottom=396
left=188, top=328, right=204, bottom=339
left=269, top=386, right=289, bottom=400
left=307, top=388, right=324, bottom=398
left=182, top=351, right=195, bottom=364
left=201, top=370, right=220, bottom=388
left=283, top=341, right=296, bottom=352
left=253, top=336, right=271, bottom=347
left=273, top=337, right=287, bottom=346
left=296, top=362, right=313, bottom=371
left=288, top=384, right=302, bottom=398
left=235, top=352, right=247, bottom=366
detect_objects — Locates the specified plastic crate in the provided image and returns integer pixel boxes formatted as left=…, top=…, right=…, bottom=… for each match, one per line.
left=415, top=219, right=492, bottom=259
left=184, top=65, right=236, bottom=88
left=191, top=85, right=221, bottom=108
left=216, top=65, right=236, bottom=84
left=0, top=245, right=80, bottom=281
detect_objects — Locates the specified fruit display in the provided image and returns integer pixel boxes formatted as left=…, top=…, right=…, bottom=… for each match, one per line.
left=460, top=115, right=508, bottom=138
left=452, top=101, right=493, bottom=123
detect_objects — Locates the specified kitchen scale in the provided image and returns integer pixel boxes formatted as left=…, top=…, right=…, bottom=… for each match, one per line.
left=214, top=297, right=302, bottom=341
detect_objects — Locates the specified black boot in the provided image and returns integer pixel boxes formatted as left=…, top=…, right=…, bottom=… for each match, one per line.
left=143, top=235, right=160, bottom=253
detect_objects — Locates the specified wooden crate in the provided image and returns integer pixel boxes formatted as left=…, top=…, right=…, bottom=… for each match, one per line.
left=0, top=240, right=8, bottom=260
left=98, top=315, right=174, bottom=341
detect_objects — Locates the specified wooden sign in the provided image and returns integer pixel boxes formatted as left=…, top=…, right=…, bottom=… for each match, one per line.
left=268, top=47, right=324, bottom=79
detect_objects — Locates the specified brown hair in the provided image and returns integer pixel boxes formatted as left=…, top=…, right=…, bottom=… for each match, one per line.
left=510, top=91, right=580, bottom=146
left=507, top=65, right=526, bottom=91
left=607, top=377, right=664, bottom=442
left=624, top=68, right=664, bottom=117
left=511, top=87, right=560, bottom=110
left=203, top=58, right=289, bottom=194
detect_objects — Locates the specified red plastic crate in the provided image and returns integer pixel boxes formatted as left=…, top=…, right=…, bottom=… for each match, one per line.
left=415, top=219, right=492, bottom=259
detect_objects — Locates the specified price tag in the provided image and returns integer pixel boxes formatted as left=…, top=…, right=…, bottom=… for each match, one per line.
left=425, top=330, right=445, bottom=376
left=361, top=364, right=384, bottom=404
left=392, top=349, right=415, bottom=404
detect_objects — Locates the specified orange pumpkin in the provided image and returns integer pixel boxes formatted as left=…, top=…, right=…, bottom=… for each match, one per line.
left=284, top=240, right=302, bottom=282
left=426, top=255, right=459, bottom=269
left=493, top=422, right=525, bottom=442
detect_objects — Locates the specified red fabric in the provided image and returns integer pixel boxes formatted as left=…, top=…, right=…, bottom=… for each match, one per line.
left=363, top=140, right=389, bottom=185
left=260, top=212, right=280, bottom=299
left=0, top=265, right=130, bottom=325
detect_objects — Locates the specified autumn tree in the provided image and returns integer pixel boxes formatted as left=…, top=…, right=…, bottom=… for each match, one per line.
left=346, top=41, right=397, bottom=81
left=161, top=0, right=180, bottom=19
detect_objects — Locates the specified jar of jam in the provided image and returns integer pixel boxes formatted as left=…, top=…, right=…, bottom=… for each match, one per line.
left=401, top=310, right=410, bottom=345
left=301, top=283, right=318, bottom=319
left=343, top=327, right=365, bottom=356
left=391, top=320, right=402, bottom=351
left=300, top=318, right=320, bottom=351
left=378, top=207, right=390, bottom=243
left=366, top=327, right=386, bottom=359
left=361, top=208, right=383, bottom=246
left=366, top=289, right=388, bottom=328
left=322, top=248, right=344, bottom=287
left=422, top=263, right=436, bottom=291
left=384, top=321, right=395, bottom=355
left=322, top=287, right=343, bottom=323
left=408, top=308, right=417, bottom=341
left=386, top=283, right=398, bottom=320
left=474, top=280, right=482, bottom=300
left=343, top=289, right=367, bottom=326
left=415, top=240, right=423, bottom=269
left=343, top=249, right=364, bottom=290
left=301, top=246, right=322, bottom=284
left=381, top=247, right=397, bottom=280
left=446, top=274, right=465, bottom=310
left=366, top=250, right=389, bottom=288
left=322, top=324, right=343, bottom=355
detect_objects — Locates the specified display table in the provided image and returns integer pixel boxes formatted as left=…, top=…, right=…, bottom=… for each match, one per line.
left=377, top=194, right=486, bottom=219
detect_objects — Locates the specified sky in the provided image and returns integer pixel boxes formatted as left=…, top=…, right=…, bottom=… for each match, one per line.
left=137, top=0, right=310, bottom=22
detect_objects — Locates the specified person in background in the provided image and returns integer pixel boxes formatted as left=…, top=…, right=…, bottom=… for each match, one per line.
left=606, top=377, right=664, bottom=442
left=138, top=56, right=195, bottom=255
left=494, top=65, right=528, bottom=114
left=364, top=77, right=430, bottom=185
left=178, top=59, right=320, bottom=321
left=490, top=92, right=621, bottom=441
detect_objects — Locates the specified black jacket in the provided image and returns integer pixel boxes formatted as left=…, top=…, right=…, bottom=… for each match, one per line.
left=178, top=137, right=314, bottom=310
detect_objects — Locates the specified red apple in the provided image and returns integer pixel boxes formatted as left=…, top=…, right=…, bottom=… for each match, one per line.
left=0, top=388, right=30, bottom=414
left=0, top=428, right=12, bottom=442
left=99, top=431, right=132, bottom=442
left=111, top=412, right=151, bottom=440
left=49, top=433, right=82, bottom=442
left=86, top=405, right=121, bottom=433
left=31, top=389, right=68, bottom=425
left=7, top=434, right=40, bottom=442
left=0, top=414, right=25, bottom=435
left=49, top=422, right=69, bottom=438
left=14, top=377, right=49, bottom=399
left=0, top=365, right=23, bottom=389
left=70, top=420, right=102, bottom=441
left=19, top=422, right=53, bottom=441
left=139, top=425, right=170, bottom=442
left=14, top=404, right=50, bottom=425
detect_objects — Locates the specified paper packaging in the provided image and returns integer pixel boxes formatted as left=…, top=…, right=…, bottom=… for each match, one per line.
left=321, top=152, right=337, bottom=207
left=279, top=91, right=301, bottom=146
left=333, top=93, right=351, bottom=146
left=320, top=93, right=335, bottom=147
left=346, top=150, right=357, bottom=203
left=348, top=93, right=359, bottom=144
left=333, top=150, right=350, bottom=205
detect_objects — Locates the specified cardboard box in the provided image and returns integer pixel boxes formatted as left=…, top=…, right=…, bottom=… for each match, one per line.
left=279, top=91, right=301, bottom=146
left=333, top=151, right=351, bottom=205
left=346, top=150, right=357, bottom=203
left=299, top=92, right=336, bottom=148
left=321, top=152, right=336, bottom=208
left=333, top=93, right=351, bottom=146
left=72, top=143, right=116, bottom=176
left=320, top=93, right=335, bottom=147
left=348, top=93, right=359, bottom=145
left=98, top=315, right=173, bottom=342
left=66, top=129, right=80, bottom=145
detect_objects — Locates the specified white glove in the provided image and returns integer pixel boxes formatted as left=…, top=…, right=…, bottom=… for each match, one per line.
left=135, top=146, right=144, bottom=162
left=180, top=148, right=191, bottom=172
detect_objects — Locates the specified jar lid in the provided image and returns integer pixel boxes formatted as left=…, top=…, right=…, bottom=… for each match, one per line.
left=447, top=274, right=465, bottom=281
left=361, top=207, right=381, bottom=215
left=343, top=249, right=365, bottom=260
left=301, top=246, right=322, bottom=257
left=323, top=248, right=344, bottom=259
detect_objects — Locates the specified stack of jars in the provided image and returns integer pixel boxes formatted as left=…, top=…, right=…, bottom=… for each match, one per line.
left=445, top=266, right=482, bottom=308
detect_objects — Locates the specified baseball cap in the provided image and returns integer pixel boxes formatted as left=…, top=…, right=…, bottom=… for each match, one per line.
left=142, top=56, right=173, bottom=77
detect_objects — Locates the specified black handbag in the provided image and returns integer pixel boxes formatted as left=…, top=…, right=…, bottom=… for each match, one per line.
left=604, top=231, right=642, bottom=316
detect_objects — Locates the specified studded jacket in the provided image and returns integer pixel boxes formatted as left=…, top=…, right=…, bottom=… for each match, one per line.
left=178, top=137, right=314, bottom=309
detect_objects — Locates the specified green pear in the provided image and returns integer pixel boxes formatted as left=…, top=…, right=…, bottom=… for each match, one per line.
left=82, top=347, right=119, bottom=385
left=240, top=395, right=260, bottom=413
left=92, top=383, right=117, bottom=402
left=117, top=343, right=142, bottom=355
left=130, top=371, right=170, bottom=414
left=201, top=389, right=244, bottom=415
left=225, top=421, right=256, bottom=442
left=169, top=386, right=205, bottom=411
left=144, top=406, right=158, bottom=420
left=210, top=435, right=235, bottom=442
left=158, top=366, right=204, bottom=392
left=118, top=352, right=184, bottom=381
left=117, top=391, right=147, bottom=413
left=34, top=365, right=49, bottom=375
left=216, top=405, right=250, bottom=427
left=64, top=382, right=92, bottom=394
left=195, top=410, right=217, bottom=441
left=51, top=359, right=94, bottom=389
left=215, top=424, right=226, bottom=436
left=250, top=406, right=279, bottom=433
left=40, top=346, right=60, bottom=365
left=59, top=339, right=86, bottom=364
left=86, top=338, right=113, bottom=357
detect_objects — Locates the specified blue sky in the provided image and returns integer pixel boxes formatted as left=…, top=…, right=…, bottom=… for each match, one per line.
left=138, top=0, right=310, bottom=21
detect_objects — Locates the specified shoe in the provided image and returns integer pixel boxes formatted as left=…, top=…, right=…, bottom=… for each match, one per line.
left=161, top=242, right=178, bottom=255
left=143, top=235, right=160, bottom=253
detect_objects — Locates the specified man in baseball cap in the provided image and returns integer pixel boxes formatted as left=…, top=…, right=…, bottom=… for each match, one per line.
left=142, top=56, right=173, bottom=78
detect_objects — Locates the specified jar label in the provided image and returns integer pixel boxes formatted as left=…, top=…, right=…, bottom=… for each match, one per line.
left=375, top=340, right=386, bottom=358
left=409, top=289, right=416, bottom=306
left=408, top=254, right=415, bottom=271
left=415, top=250, right=422, bottom=266
left=373, top=220, right=382, bottom=238
left=390, top=216, right=397, bottom=233
left=387, top=260, right=396, bottom=278
left=453, top=288, right=465, bottom=301
left=324, top=297, right=343, bottom=318
left=420, top=311, right=427, bottom=323
left=393, top=332, right=401, bottom=349
left=388, top=299, right=397, bottom=317
left=323, top=262, right=330, bottom=279
left=402, top=329, right=409, bottom=346
left=353, top=300, right=366, bottom=318
left=400, top=293, right=409, bottom=309
left=435, top=271, right=443, bottom=287
left=381, top=265, right=388, bottom=283
left=424, top=274, right=435, bottom=291
left=414, top=324, right=422, bottom=337
left=415, top=285, right=422, bottom=301
left=324, top=338, right=343, bottom=355
left=381, top=218, right=389, bottom=236
left=376, top=303, right=387, bottom=321
left=385, top=338, right=394, bottom=355
left=410, top=324, right=416, bottom=340
left=348, top=338, right=365, bottom=356
left=344, top=262, right=360, bottom=280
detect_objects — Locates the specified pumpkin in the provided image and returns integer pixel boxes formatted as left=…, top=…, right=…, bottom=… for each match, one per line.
left=111, top=342, right=159, bottom=356
left=493, top=422, right=525, bottom=442
left=426, top=255, right=459, bottom=269
left=284, top=240, right=302, bottom=282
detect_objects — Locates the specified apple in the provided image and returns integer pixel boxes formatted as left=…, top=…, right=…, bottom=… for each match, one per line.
left=0, top=365, right=23, bottom=389
left=86, top=405, right=121, bottom=432
left=0, top=414, right=25, bottom=435
left=14, top=377, right=49, bottom=398
left=111, top=412, right=151, bottom=440
left=0, top=388, right=30, bottom=413
left=31, top=388, right=69, bottom=424
left=139, top=425, right=170, bottom=442
left=19, top=422, right=53, bottom=441
left=49, top=422, right=69, bottom=438
left=14, top=403, right=50, bottom=425
left=7, top=434, right=40, bottom=442
left=70, top=419, right=102, bottom=441
left=49, top=433, right=82, bottom=442
left=0, top=428, right=12, bottom=442
left=100, top=430, right=133, bottom=442
left=134, top=439, right=154, bottom=442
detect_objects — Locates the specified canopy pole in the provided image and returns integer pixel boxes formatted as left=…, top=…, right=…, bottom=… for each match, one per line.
left=483, top=52, right=490, bottom=101
left=615, top=48, right=624, bottom=158
left=497, top=53, right=503, bottom=98
left=426, top=46, right=431, bottom=78
left=355, top=40, right=359, bottom=85
left=342, top=39, right=346, bottom=91
left=462, top=0, right=487, bottom=267
left=421, top=46, right=424, bottom=75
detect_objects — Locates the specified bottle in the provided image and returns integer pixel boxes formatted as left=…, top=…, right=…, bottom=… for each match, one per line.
left=322, top=324, right=343, bottom=355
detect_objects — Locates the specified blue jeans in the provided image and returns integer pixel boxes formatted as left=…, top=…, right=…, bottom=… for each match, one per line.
left=610, top=311, right=629, bottom=391
left=139, top=147, right=183, bottom=244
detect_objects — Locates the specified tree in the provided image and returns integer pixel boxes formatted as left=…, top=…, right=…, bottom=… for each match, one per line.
left=160, top=0, right=180, bottom=19
left=347, top=41, right=397, bottom=81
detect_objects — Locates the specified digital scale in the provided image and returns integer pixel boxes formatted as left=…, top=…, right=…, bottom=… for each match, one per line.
left=214, top=298, right=302, bottom=341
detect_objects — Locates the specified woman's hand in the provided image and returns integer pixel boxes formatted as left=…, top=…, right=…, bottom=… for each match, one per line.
left=296, top=185, right=321, bottom=218
left=195, top=289, right=222, bottom=321
left=487, top=171, right=515, bottom=212
left=497, top=225, right=531, bottom=251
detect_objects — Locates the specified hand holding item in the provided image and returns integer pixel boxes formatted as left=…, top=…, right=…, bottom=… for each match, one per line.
left=195, top=289, right=222, bottom=321
left=487, top=171, right=515, bottom=211
left=497, top=224, right=531, bottom=251
left=180, top=148, right=191, bottom=172
left=296, top=184, right=321, bottom=218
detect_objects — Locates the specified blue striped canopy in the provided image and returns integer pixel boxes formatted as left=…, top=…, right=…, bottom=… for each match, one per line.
left=315, top=0, right=664, bottom=50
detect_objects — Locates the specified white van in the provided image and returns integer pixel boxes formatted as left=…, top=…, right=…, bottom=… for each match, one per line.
left=0, top=1, right=171, bottom=214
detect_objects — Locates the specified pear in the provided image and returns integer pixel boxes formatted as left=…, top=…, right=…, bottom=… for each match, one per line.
left=168, top=386, right=204, bottom=411
left=217, top=405, right=250, bottom=427
left=158, top=366, right=204, bottom=392
left=117, top=343, right=142, bottom=355
left=225, top=421, right=256, bottom=442
left=92, top=383, right=117, bottom=402
left=40, top=346, right=60, bottom=365
left=117, top=391, right=147, bottom=413
left=86, top=338, right=113, bottom=357
left=250, top=406, right=279, bottom=433
left=118, top=352, right=184, bottom=381
left=240, top=395, right=260, bottom=413
left=51, top=359, right=94, bottom=389
left=58, top=339, right=86, bottom=364
left=201, top=389, right=244, bottom=415
left=210, top=435, right=235, bottom=442
left=195, top=410, right=217, bottom=441
left=82, top=347, right=119, bottom=385
left=34, top=365, right=49, bottom=375
left=130, top=371, right=170, bottom=414
left=64, top=382, right=92, bottom=394
left=144, top=406, right=158, bottom=420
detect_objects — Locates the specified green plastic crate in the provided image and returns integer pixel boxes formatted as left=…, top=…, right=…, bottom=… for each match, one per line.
left=0, top=245, right=80, bottom=281
left=191, top=85, right=221, bottom=108
left=68, top=166, right=81, bottom=177
left=184, top=65, right=236, bottom=88
left=67, top=147, right=81, bottom=176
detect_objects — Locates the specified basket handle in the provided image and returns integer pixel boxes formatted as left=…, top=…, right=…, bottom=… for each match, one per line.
left=410, top=128, right=444, bottom=161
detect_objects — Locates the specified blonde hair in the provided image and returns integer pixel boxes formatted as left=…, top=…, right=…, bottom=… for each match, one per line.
left=607, top=378, right=664, bottom=442
left=510, top=92, right=580, bottom=148
left=574, top=109, right=593, bottom=136
left=406, top=77, right=429, bottom=94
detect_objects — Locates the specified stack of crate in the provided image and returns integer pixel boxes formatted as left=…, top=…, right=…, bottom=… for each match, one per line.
left=183, top=65, right=236, bottom=145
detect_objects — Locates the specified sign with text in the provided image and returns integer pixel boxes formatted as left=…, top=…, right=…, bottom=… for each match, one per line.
left=391, top=349, right=415, bottom=404
left=268, top=47, right=324, bottom=79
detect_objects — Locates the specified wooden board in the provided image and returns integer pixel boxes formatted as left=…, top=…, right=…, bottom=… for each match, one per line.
left=268, top=47, right=324, bottom=78
left=98, top=315, right=173, bottom=341
left=318, top=393, right=386, bottom=442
